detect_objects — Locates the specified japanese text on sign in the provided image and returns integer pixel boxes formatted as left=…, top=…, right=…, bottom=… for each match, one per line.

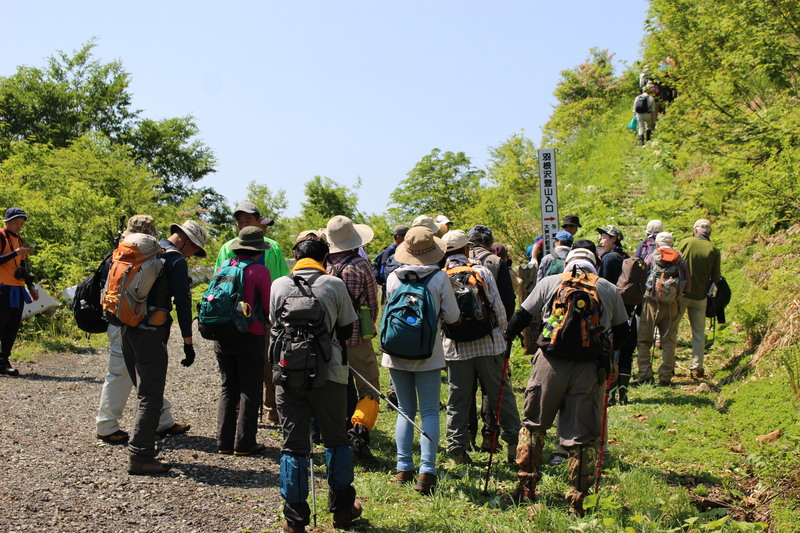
left=538, top=149, right=559, bottom=256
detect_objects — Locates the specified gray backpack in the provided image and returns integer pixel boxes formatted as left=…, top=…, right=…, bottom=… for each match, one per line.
left=269, top=273, right=332, bottom=390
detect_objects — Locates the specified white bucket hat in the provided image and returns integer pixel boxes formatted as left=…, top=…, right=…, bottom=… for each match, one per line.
left=324, top=215, right=374, bottom=253
left=169, top=220, right=208, bottom=257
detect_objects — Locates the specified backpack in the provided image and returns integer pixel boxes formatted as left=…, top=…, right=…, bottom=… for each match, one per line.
left=101, top=233, right=165, bottom=327
left=197, top=257, right=258, bottom=340
left=72, top=253, right=112, bottom=334
left=536, top=269, right=606, bottom=361
left=543, top=251, right=566, bottom=277
left=380, top=271, right=438, bottom=359
left=645, top=247, right=683, bottom=304
left=269, top=273, right=332, bottom=390
left=634, top=94, right=650, bottom=113
left=615, top=254, right=648, bottom=306
left=442, top=263, right=497, bottom=342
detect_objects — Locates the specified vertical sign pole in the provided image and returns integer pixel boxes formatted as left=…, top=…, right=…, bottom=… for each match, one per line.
left=537, top=149, right=559, bottom=256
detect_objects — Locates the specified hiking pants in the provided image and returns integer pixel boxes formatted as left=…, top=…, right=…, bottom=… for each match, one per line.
left=520, top=351, right=604, bottom=448
left=276, top=379, right=354, bottom=528
left=637, top=299, right=680, bottom=382
left=214, top=332, right=265, bottom=452
left=346, top=340, right=381, bottom=402
left=0, top=285, right=24, bottom=361
left=122, top=323, right=170, bottom=458
left=96, top=323, right=175, bottom=437
left=446, top=354, right=520, bottom=455
left=679, top=297, right=707, bottom=370
left=636, top=112, right=654, bottom=134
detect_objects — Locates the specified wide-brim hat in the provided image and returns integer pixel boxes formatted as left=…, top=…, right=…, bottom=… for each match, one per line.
left=561, top=214, right=582, bottom=228
left=169, top=220, right=208, bottom=258
left=230, top=226, right=270, bottom=253
left=394, top=226, right=446, bottom=265
left=324, top=215, right=374, bottom=253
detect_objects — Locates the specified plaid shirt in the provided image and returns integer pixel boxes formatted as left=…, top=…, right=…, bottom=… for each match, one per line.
left=326, top=251, right=379, bottom=346
left=441, top=255, right=508, bottom=360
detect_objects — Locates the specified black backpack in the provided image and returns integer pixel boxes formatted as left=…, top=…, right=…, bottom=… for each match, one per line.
left=634, top=94, right=650, bottom=113
left=72, top=253, right=112, bottom=334
left=269, top=273, right=332, bottom=390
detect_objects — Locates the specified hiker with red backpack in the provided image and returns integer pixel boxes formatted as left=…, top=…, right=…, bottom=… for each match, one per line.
left=380, top=226, right=460, bottom=496
left=635, top=232, right=691, bottom=386
left=107, top=219, right=207, bottom=475
left=440, top=230, right=521, bottom=466
left=504, top=244, right=629, bottom=515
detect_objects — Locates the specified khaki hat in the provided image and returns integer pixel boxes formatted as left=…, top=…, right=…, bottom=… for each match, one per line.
left=646, top=219, right=663, bottom=235
left=169, top=220, right=208, bottom=257
left=324, top=215, right=374, bottom=253
left=442, top=230, right=469, bottom=252
left=123, top=215, right=160, bottom=238
left=411, top=215, right=440, bottom=235
left=565, top=248, right=597, bottom=266
left=435, top=215, right=452, bottom=226
left=394, top=226, right=446, bottom=265
left=694, top=218, right=712, bottom=235
left=655, top=231, right=674, bottom=247
left=295, top=229, right=328, bottom=244
left=596, top=225, right=624, bottom=241
left=230, top=226, right=270, bottom=253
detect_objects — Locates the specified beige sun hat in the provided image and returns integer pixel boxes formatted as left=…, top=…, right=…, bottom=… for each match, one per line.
left=411, top=215, right=440, bottom=234
left=394, top=226, right=446, bottom=265
left=655, top=231, right=674, bottom=247
left=694, top=218, right=712, bottom=235
left=324, top=215, right=374, bottom=253
left=442, top=230, right=469, bottom=252
left=646, top=219, right=663, bottom=235
left=169, top=220, right=208, bottom=257
left=565, top=248, right=597, bottom=266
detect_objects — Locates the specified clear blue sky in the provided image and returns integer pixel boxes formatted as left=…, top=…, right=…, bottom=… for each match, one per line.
left=1, top=1, right=649, bottom=219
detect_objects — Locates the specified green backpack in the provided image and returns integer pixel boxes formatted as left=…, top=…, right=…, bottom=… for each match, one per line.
left=197, top=257, right=257, bottom=340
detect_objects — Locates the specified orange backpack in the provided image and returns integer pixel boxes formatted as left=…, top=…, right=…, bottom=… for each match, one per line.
left=101, top=233, right=165, bottom=327
left=442, top=263, right=497, bottom=342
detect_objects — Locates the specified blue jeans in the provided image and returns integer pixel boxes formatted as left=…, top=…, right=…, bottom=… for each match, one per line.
left=389, top=368, right=441, bottom=475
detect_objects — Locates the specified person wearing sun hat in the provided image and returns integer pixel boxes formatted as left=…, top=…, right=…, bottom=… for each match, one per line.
left=270, top=229, right=362, bottom=532
left=212, top=226, right=273, bottom=457
left=503, top=241, right=629, bottom=514
left=381, top=226, right=460, bottom=496
left=122, top=219, right=207, bottom=475
left=0, top=207, right=39, bottom=377
left=322, top=215, right=382, bottom=464
left=96, top=215, right=189, bottom=446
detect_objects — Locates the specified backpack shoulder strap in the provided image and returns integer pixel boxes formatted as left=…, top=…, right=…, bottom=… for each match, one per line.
left=331, top=254, right=358, bottom=278
left=550, top=251, right=560, bottom=260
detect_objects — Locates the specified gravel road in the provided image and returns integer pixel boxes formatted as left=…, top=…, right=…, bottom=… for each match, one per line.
left=0, top=326, right=289, bottom=533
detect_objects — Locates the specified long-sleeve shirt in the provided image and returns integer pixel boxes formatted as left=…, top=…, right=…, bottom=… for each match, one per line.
left=150, top=238, right=193, bottom=338
left=677, top=236, right=721, bottom=300
left=216, top=255, right=272, bottom=335
left=441, top=254, right=508, bottom=361
left=326, top=251, right=379, bottom=346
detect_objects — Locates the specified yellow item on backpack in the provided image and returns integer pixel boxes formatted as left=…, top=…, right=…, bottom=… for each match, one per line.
left=351, top=397, right=379, bottom=430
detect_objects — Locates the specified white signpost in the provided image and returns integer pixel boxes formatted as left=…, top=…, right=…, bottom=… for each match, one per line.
left=538, top=149, right=559, bottom=256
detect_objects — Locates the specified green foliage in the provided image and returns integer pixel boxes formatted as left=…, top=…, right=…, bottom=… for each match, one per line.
left=300, top=175, right=360, bottom=220
left=389, top=148, right=485, bottom=226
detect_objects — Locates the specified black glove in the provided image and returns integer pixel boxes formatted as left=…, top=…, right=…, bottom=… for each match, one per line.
left=505, top=308, right=533, bottom=341
left=181, top=344, right=196, bottom=367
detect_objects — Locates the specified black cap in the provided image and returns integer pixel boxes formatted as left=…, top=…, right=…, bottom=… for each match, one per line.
left=3, top=207, right=27, bottom=222
left=234, top=201, right=260, bottom=218
left=561, top=214, right=581, bottom=228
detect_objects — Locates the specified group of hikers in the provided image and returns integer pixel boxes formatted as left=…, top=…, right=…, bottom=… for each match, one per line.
left=0, top=202, right=725, bottom=532
left=631, top=61, right=678, bottom=146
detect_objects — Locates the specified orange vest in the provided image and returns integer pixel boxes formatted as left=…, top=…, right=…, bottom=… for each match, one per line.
left=0, top=229, right=25, bottom=286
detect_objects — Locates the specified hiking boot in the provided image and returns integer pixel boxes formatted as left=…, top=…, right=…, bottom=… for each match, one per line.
left=128, top=455, right=171, bottom=475
left=392, top=470, right=415, bottom=485
left=449, top=449, right=471, bottom=465
left=234, top=443, right=267, bottom=456
left=332, top=501, right=362, bottom=528
left=97, top=429, right=129, bottom=445
left=565, top=488, right=588, bottom=516
left=265, top=408, right=280, bottom=425
left=510, top=480, right=536, bottom=503
left=690, top=368, right=706, bottom=379
left=282, top=520, right=305, bottom=533
left=658, top=378, right=672, bottom=387
left=351, top=444, right=380, bottom=465
left=0, top=358, right=19, bottom=376
left=507, top=444, right=517, bottom=464
left=480, top=434, right=501, bottom=452
left=414, top=473, right=437, bottom=496
left=156, top=422, right=191, bottom=438
left=549, top=453, right=566, bottom=466
left=632, top=376, right=654, bottom=387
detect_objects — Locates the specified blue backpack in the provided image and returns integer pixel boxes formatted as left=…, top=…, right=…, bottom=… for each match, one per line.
left=380, top=271, right=438, bottom=359
left=198, top=257, right=257, bottom=340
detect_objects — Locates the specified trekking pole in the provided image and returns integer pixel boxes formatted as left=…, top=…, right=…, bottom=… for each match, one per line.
left=595, top=373, right=613, bottom=493
left=483, top=340, right=513, bottom=495
left=349, top=365, right=433, bottom=442
left=309, top=428, right=317, bottom=529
